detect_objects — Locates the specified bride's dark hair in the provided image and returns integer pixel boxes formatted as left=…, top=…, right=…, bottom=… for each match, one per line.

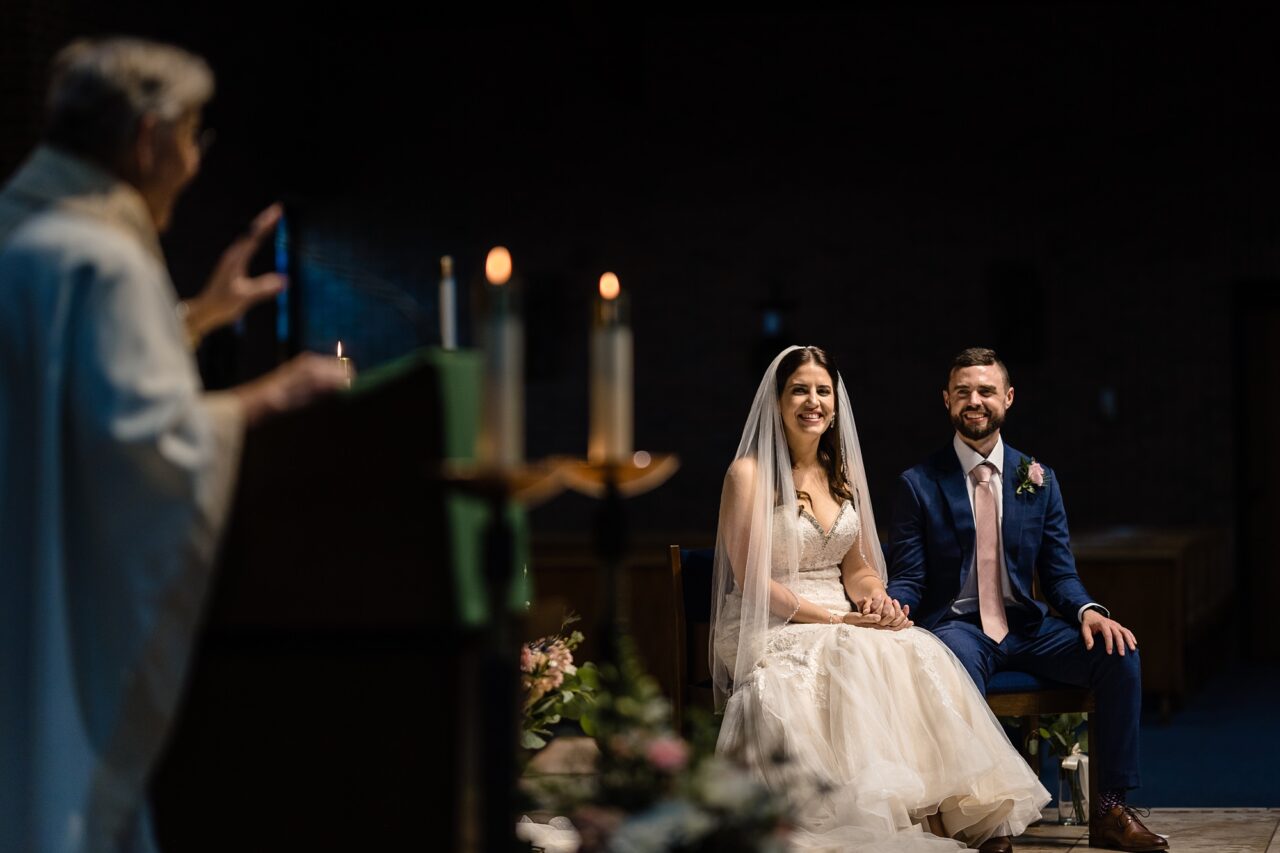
left=775, top=346, right=854, bottom=509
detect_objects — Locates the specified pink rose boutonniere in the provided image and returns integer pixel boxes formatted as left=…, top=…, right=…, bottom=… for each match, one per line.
left=1014, top=456, right=1048, bottom=496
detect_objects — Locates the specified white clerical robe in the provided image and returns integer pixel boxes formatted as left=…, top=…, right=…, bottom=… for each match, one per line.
left=0, top=147, right=243, bottom=853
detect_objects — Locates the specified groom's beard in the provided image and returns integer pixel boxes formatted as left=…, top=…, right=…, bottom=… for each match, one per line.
left=952, top=406, right=1005, bottom=441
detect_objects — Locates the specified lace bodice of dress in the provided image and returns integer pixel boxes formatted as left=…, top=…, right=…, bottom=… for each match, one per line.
left=772, top=500, right=860, bottom=612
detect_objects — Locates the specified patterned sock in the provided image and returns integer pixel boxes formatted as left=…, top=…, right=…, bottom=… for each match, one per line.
left=1097, top=788, right=1126, bottom=815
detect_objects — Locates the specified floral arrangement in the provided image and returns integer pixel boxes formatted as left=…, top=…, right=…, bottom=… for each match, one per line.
left=521, top=615, right=599, bottom=750
left=525, top=636, right=794, bottom=853
left=1038, top=713, right=1089, bottom=825
left=1038, top=712, right=1088, bottom=757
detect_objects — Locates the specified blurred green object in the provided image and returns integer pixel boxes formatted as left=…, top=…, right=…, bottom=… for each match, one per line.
left=355, top=346, right=532, bottom=627
left=1038, top=712, right=1089, bottom=757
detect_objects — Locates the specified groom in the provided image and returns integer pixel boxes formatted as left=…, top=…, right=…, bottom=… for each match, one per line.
left=886, top=348, right=1166, bottom=853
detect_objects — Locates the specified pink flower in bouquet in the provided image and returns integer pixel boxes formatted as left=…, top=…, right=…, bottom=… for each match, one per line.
left=546, top=640, right=575, bottom=675
left=1028, top=462, right=1045, bottom=487
left=644, top=736, right=690, bottom=773
left=520, top=644, right=535, bottom=673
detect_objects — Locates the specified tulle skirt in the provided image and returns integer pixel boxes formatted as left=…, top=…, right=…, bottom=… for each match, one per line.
left=717, top=610, right=1049, bottom=852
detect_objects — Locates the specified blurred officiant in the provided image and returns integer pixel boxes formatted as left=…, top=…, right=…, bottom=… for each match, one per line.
left=0, top=36, right=350, bottom=853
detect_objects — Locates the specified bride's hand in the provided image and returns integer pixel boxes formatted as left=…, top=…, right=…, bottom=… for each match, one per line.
left=872, top=598, right=914, bottom=631
left=842, top=610, right=883, bottom=628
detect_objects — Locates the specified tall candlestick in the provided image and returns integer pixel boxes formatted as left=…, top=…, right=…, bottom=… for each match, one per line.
left=589, top=272, right=633, bottom=464
left=439, top=255, right=457, bottom=350
left=478, top=246, right=524, bottom=468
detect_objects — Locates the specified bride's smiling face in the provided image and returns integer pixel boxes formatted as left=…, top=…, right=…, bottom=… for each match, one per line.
left=780, top=363, right=836, bottom=446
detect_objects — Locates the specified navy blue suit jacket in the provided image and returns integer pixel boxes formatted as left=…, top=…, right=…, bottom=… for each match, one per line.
left=886, top=441, right=1094, bottom=632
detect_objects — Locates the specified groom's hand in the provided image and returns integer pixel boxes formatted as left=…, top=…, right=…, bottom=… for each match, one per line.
left=859, top=595, right=913, bottom=631
left=1080, top=608, right=1138, bottom=655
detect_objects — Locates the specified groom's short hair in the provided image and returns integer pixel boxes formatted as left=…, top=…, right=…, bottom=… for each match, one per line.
left=949, top=347, right=1011, bottom=389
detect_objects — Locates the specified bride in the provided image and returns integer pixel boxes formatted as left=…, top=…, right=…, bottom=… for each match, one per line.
left=711, top=345, right=1049, bottom=852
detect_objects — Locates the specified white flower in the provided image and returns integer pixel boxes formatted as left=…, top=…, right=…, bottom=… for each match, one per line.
left=515, top=815, right=580, bottom=853
left=695, top=757, right=763, bottom=812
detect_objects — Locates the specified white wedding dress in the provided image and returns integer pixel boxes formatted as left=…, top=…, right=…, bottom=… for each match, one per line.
left=715, top=501, right=1049, bottom=852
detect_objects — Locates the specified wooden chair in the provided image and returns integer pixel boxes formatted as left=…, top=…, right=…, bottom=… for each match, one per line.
left=669, top=544, right=1100, bottom=834
left=987, top=670, right=1099, bottom=830
left=669, top=546, right=716, bottom=731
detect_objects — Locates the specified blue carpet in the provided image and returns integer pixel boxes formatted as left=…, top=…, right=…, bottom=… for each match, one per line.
left=1034, top=662, right=1280, bottom=807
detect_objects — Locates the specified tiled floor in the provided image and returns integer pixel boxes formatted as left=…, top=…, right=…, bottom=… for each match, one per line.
left=524, top=742, right=1280, bottom=850
left=1018, top=808, right=1280, bottom=852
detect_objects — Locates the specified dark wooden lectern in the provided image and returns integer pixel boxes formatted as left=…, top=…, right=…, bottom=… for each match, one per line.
left=151, top=360, right=472, bottom=851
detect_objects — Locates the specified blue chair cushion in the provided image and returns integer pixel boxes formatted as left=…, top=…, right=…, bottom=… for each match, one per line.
left=988, top=670, right=1076, bottom=693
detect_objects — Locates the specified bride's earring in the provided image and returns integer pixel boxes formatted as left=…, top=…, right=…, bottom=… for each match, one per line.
left=828, top=415, right=837, bottom=431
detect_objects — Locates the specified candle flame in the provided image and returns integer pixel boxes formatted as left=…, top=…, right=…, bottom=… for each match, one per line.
left=336, top=340, right=343, bottom=358
left=599, top=272, right=621, bottom=300
left=486, top=246, right=512, bottom=285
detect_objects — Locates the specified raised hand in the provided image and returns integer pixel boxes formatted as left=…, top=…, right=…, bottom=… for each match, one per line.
left=182, top=203, right=287, bottom=343
left=1080, top=608, right=1138, bottom=655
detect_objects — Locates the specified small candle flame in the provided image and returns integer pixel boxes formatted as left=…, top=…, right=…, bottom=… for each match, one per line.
left=599, top=272, right=621, bottom=300
left=486, top=246, right=512, bottom=285
left=336, top=340, right=343, bottom=358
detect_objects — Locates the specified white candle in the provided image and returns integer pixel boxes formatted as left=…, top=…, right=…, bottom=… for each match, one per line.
left=439, top=255, right=457, bottom=350
left=336, top=340, right=353, bottom=388
left=588, top=272, right=633, bottom=464
left=478, top=246, right=524, bottom=467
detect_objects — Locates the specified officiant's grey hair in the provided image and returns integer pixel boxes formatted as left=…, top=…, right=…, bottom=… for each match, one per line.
left=43, top=37, right=214, bottom=169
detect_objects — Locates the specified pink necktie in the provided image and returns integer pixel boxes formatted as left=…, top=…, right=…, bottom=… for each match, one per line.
left=972, top=462, right=1009, bottom=643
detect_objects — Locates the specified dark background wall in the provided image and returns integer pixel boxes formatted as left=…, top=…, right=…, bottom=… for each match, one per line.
left=3, top=5, right=1276, bottom=604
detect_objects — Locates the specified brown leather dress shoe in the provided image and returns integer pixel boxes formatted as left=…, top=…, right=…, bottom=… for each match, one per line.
left=1090, top=805, right=1169, bottom=851
left=977, top=836, right=1013, bottom=853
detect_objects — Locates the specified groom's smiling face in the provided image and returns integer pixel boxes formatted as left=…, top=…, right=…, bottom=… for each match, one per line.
left=944, top=364, right=1014, bottom=443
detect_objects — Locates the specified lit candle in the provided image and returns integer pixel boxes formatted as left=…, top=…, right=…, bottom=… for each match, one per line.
left=478, top=246, right=524, bottom=468
left=439, top=255, right=457, bottom=350
left=588, top=272, right=633, bottom=464
left=336, top=340, right=353, bottom=388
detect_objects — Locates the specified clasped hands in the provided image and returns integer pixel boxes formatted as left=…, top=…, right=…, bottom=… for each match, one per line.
left=842, top=594, right=913, bottom=631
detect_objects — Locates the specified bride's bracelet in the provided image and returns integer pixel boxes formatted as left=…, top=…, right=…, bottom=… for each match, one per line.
left=783, top=599, right=802, bottom=626
left=828, top=611, right=842, bottom=625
